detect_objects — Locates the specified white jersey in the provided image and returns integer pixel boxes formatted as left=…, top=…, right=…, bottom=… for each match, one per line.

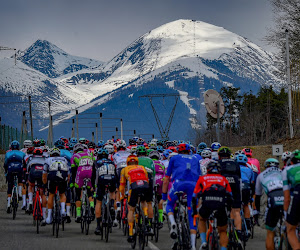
left=27, top=155, right=46, bottom=172
left=199, top=158, right=213, bottom=175
left=211, top=151, right=219, bottom=160
left=43, top=156, right=69, bottom=173
left=161, top=159, right=169, bottom=170
left=113, top=150, right=131, bottom=169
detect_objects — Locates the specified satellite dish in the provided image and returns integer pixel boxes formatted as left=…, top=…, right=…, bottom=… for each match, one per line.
left=203, top=89, right=225, bottom=119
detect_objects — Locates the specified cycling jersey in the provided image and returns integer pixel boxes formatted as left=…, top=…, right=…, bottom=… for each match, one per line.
left=60, top=149, right=72, bottom=167
left=282, top=163, right=300, bottom=192
left=113, top=150, right=131, bottom=169
left=138, top=156, right=155, bottom=176
left=255, top=167, right=283, bottom=196
left=211, top=151, right=219, bottom=160
left=247, top=157, right=260, bottom=174
left=199, top=158, right=213, bottom=176
left=240, top=164, right=255, bottom=189
left=153, top=160, right=165, bottom=195
left=44, top=156, right=69, bottom=182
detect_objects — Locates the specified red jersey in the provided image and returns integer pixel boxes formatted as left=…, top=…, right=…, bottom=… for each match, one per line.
left=193, top=174, right=232, bottom=196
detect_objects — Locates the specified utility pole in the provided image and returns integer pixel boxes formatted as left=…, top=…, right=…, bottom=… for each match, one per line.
left=76, top=110, right=79, bottom=139
left=28, top=96, right=33, bottom=140
left=286, top=29, right=294, bottom=138
left=116, top=127, right=118, bottom=139
left=120, top=119, right=123, bottom=140
left=100, top=113, right=103, bottom=140
left=95, top=123, right=98, bottom=142
left=71, top=119, right=75, bottom=138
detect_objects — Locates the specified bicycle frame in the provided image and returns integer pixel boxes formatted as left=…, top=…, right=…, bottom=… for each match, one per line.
left=11, top=174, right=19, bottom=220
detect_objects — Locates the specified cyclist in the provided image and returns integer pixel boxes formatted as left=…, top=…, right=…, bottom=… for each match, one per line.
left=218, top=146, right=243, bottom=244
left=137, top=146, right=156, bottom=235
left=42, top=147, right=69, bottom=224
left=200, top=148, right=213, bottom=175
left=71, top=143, right=95, bottom=223
left=4, top=140, right=26, bottom=213
left=193, top=160, right=232, bottom=250
left=33, top=139, right=41, bottom=148
left=282, top=150, right=300, bottom=249
left=21, top=139, right=33, bottom=153
left=211, top=142, right=221, bottom=160
left=93, top=148, right=118, bottom=235
left=243, top=148, right=260, bottom=174
left=235, top=153, right=255, bottom=239
left=197, top=142, right=207, bottom=154
left=161, top=143, right=201, bottom=250
left=26, top=148, right=46, bottom=215
left=255, top=158, right=284, bottom=250
left=161, top=150, right=170, bottom=169
left=281, top=151, right=292, bottom=169
left=120, top=155, right=149, bottom=243
left=149, top=150, right=165, bottom=228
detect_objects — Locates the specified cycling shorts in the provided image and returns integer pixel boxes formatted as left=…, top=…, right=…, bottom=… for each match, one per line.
left=116, top=167, right=123, bottom=188
left=7, top=165, right=23, bottom=195
left=145, top=177, right=153, bottom=203
left=231, top=184, right=241, bottom=209
left=286, top=186, right=300, bottom=226
left=154, top=174, right=164, bottom=195
left=96, top=178, right=117, bottom=201
left=199, top=205, right=227, bottom=227
left=128, top=181, right=149, bottom=207
left=28, top=165, right=44, bottom=185
left=48, top=180, right=67, bottom=194
left=75, top=166, right=93, bottom=188
left=242, top=188, right=252, bottom=205
left=265, top=206, right=282, bottom=231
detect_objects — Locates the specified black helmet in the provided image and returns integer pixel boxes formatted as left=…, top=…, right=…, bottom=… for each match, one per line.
left=207, top=160, right=221, bottom=174
left=218, top=146, right=231, bottom=158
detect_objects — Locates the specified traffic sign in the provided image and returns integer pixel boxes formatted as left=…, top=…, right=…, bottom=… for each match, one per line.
left=272, top=144, right=283, bottom=156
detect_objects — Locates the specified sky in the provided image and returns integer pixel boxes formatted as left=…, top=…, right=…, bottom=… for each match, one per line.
left=0, top=0, right=275, bottom=61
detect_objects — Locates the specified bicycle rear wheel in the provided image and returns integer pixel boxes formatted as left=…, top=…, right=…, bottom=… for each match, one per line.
left=131, top=220, right=137, bottom=249
left=182, top=221, right=191, bottom=249
left=138, top=207, right=146, bottom=250
left=85, top=204, right=90, bottom=235
left=36, top=202, right=40, bottom=234
left=56, top=204, right=60, bottom=238
left=105, top=203, right=111, bottom=242
left=153, top=205, right=159, bottom=242
left=12, top=194, right=17, bottom=220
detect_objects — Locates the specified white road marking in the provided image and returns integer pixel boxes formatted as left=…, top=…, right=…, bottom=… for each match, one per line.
left=148, top=241, right=160, bottom=250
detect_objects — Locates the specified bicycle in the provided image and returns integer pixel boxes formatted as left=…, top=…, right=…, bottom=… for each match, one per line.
left=173, top=191, right=191, bottom=250
left=131, top=193, right=147, bottom=250
left=70, top=186, right=76, bottom=218
left=11, top=173, right=19, bottom=220
left=121, top=196, right=128, bottom=236
left=227, top=210, right=243, bottom=250
left=80, top=178, right=92, bottom=235
left=52, top=186, right=65, bottom=238
left=101, top=184, right=113, bottom=242
left=274, top=209, right=292, bottom=250
left=32, top=180, right=43, bottom=234
left=152, top=184, right=161, bottom=242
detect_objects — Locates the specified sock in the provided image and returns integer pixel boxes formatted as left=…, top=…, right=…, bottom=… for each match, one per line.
left=61, top=202, right=66, bottom=215
left=66, top=206, right=71, bottom=216
left=237, top=230, right=242, bottom=240
left=42, top=207, right=47, bottom=219
left=90, top=200, right=94, bottom=208
left=191, top=234, right=196, bottom=248
left=168, top=214, right=175, bottom=225
left=47, top=209, right=52, bottom=220
left=18, top=186, right=22, bottom=197
left=143, top=206, right=148, bottom=217
left=158, top=209, right=163, bottom=223
left=129, top=222, right=134, bottom=236
left=22, top=195, right=26, bottom=207
left=76, top=207, right=81, bottom=217
left=7, top=197, right=11, bottom=207
left=149, top=218, right=153, bottom=227
left=97, top=217, right=102, bottom=227
left=200, top=232, right=207, bottom=243
left=28, top=192, right=33, bottom=204
left=221, top=247, right=227, bottom=250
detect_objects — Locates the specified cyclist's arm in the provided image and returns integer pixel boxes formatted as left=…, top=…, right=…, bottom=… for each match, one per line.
left=282, top=168, right=290, bottom=211
left=162, top=175, right=170, bottom=201
left=119, top=168, right=126, bottom=199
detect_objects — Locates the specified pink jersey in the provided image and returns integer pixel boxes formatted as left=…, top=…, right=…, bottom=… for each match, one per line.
left=154, top=160, right=165, bottom=194
left=248, top=158, right=260, bottom=174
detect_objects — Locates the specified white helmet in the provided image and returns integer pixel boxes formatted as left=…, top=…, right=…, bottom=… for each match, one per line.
left=106, top=139, right=114, bottom=145
left=201, top=149, right=212, bottom=158
left=282, top=151, right=292, bottom=161
left=23, top=140, right=33, bottom=148
left=130, top=146, right=137, bottom=154
left=74, top=143, right=87, bottom=153
left=116, top=140, right=126, bottom=149
left=104, top=144, right=115, bottom=154
left=149, top=142, right=157, bottom=149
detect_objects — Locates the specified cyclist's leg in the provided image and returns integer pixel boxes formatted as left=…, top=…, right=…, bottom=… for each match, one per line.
left=115, top=168, right=123, bottom=214
left=265, top=206, right=280, bottom=250
left=41, top=189, right=47, bottom=220
left=166, top=183, right=179, bottom=239
left=75, top=187, right=82, bottom=220
left=231, top=185, right=242, bottom=239
left=286, top=223, right=300, bottom=249
left=46, top=181, right=55, bottom=224
left=286, top=190, right=300, bottom=249
left=127, top=188, right=138, bottom=242
left=6, top=171, right=13, bottom=212
left=95, top=184, right=104, bottom=234
left=58, top=182, right=67, bottom=216
left=109, top=182, right=118, bottom=226
left=217, top=208, right=229, bottom=248
left=198, top=204, right=210, bottom=247
left=66, top=184, right=71, bottom=220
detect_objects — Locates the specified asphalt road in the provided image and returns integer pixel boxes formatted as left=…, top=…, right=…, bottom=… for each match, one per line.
left=0, top=192, right=266, bottom=250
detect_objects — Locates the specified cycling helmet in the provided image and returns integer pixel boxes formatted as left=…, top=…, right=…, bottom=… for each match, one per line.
left=218, top=146, right=231, bottom=158
left=33, top=148, right=43, bottom=156
left=147, top=149, right=154, bottom=156
left=136, top=138, right=145, bottom=145
left=127, top=155, right=139, bottom=165
left=104, top=144, right=115, bottom=154
left=235, top=154, right=248, bottom=165
left=136, top=146, right=147, bottom=156
left=73, top=143, right=87, bottom=153
left=49, top=147, right=61, bottom=157
left=68, top=143, right=74, bottom=150
left=43, top=145, right=49, bottom=152
left=129, top=139, right=136, bottom=146
left=96, top=148, right=109, bottom=159
left=148, top=150, right=160, bottom=160
left=264, top=158, right=280, bottom=168
left=243, top=148, right=253, bottom=157
left=106, top=139, right=114, bottom=145
left=206, top=160, right=221, bottom=174
left=157, top=145, right=164, bottom=153
left=163, top=150, right=170, bottom=159
left=130, top=146, right=137, bottom=154
left=33, top=139, right=41, bottom=147
left=11, top=140, right=20, bottom=150
left=116, top=140, right=126, bottom=149
left=70, top=138, right=78, bottom=144
left=177, top=143, right=191, bottom=153
left=97, top=140, right=104, bottom=148
left=201, top=149, right=212, bottom=158
left=149, top=142, right=157, bottom=150
left=198, top=142, right=207, bottom=151
left=87, top=141, right=96, bottom=149
left=40, top=139, right=46, bottom=146
left=211, top=142, right=221, bottom=151
left=282, top=151, right=292, bottom=162
left=290, top=150, right=300, bottom=164
left=54, top=139, right=65, bottom=149
left=234, top=150, right=245, bottom=157
left=79, top=138, right=87, bottom=144
left=157, top=140, right=164, bottom=146
left=23, top=140, right=33, bottom=148
left=27, top=146, right=34, bottom=154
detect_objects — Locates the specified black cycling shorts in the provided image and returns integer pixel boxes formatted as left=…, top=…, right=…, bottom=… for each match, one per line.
left=7, top=166, right=23, bottom=195
left=48, top=180, right=67, bottom=194
left=199, top=203, right=227, bottom=227
left=286, top=186, right=300, bottom=226
left=145, top=178, right=153, bottom=203
left=28, top=168, right=43, bottom=186
left=116, top=168, right=123, bottom=188
left=242, top=188, right=251, bottom=205
left=265, top=206, right=283, bottom=231
left=96, top=178, right=117, bottom=201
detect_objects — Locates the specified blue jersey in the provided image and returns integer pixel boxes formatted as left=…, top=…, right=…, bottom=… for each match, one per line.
left=4, top=150, right=25, bottom=171
left=239, top=164, right=255, bottom=189
left=166, top=154, right=201, bottom=182
left=60, top=149, right=72, bottom=167
left=194, top=154, right=202, bottom=161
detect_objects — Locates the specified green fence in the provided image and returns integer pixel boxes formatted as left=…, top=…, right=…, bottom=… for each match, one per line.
left=0, top=125, right=28, bottom=151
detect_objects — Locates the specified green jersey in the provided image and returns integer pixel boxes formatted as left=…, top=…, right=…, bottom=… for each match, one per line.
left=138, top=156, right=155, bottom=177
left=282, top=163, right=300, bottom=191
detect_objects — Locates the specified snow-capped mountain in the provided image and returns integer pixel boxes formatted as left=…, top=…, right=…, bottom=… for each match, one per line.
left=17, top=39, right=103, bottom=78
left=0, top=19, right=283, bottom=141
